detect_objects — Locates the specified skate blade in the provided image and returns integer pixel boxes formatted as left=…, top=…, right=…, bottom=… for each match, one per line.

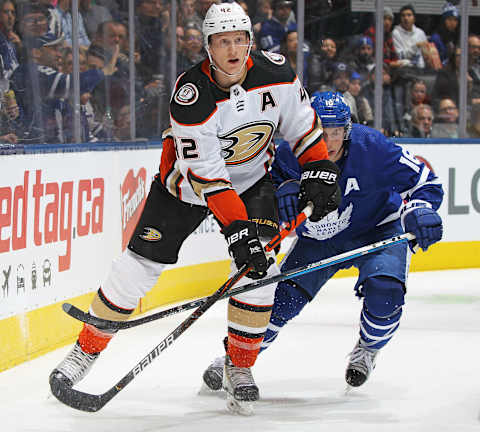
left=344, top=384, right=355, bottom=395
left=226, top=393, right=254, bottom=416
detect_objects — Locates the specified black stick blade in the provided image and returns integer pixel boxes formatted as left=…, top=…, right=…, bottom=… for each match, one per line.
left=49, top=372, right=114, bottom=413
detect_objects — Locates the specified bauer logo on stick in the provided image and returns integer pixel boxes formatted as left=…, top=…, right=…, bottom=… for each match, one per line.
left=140, top=227, right=162, bottom=242
left=174, top=83, right=199, bottom=105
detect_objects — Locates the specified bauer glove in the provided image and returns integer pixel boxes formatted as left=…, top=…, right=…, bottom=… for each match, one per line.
left=298, top=160, right=341, bottom=222
left=222, top=220, right=272, bottom=279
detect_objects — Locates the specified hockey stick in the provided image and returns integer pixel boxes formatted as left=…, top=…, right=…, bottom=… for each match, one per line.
left=63, top=232, right=416, bottom=331
left=49, top=206, right=312, bottom=412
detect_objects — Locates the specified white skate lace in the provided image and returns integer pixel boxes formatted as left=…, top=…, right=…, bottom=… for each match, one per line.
left=347, top=344, right=377, bottom=377
left=211, top=356, right=225, bottom=370
left=56, top=343, right=98, bottom=384
left=226, top=363, right=256, bottom=388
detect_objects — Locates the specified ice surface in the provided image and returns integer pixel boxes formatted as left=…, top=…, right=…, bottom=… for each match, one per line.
left=1, top=269, right=479, bottom=432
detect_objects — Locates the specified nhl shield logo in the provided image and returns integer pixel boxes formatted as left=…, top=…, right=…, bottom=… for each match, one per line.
left=174, top=83, right=199, bottom=106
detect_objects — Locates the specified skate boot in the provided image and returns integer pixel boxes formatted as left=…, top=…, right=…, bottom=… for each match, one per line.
left=345, top=340, right=378, bottom=388
left=49, top=342, right=100, bottom=387
left=202, top=355, right=225, bottom=391
left=223, top=355, right=259, bottom=415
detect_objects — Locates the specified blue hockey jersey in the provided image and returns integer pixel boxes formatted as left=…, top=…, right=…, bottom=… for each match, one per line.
left=271, top=124, right=444, bottom=242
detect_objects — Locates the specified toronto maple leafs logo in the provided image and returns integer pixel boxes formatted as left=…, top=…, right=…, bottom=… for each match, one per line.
left=303, top=203, right=353, bottom=240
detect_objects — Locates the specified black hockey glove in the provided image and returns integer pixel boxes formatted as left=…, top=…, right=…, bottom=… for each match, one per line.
left=222, top=220, right=271, bottom=280
left=298, top=160, right=341, bottom=222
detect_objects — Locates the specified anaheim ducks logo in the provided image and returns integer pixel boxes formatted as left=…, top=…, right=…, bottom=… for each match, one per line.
left=139, top=227, right=162, bottom=242
left=220, top=121, right=275, bottom=165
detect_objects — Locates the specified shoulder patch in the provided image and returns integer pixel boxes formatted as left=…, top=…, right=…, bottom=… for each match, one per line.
left=261, top=51, right=286, bottom=65
left=174, top=83, right=199, bottom=106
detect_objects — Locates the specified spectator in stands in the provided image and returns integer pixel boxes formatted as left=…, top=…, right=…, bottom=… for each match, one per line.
left=467, top=103, right=480, bottom=138
left=114, top=21, right=128, bottom=54
left=0, top=89, right=24, bottom=143
left=468, top=34, right=480, bottom=66
left=252, top=0, right=272, bottom=35
left=55, top=0, right=91, bottom=49
left=364, top=7, right=399, bottom=67
left=432, top=97, right=459, bottom=138
left=279, top=30, right=309, bottom=87
left=93, top=20, right=122, bottom=56
left=307, top=37, right=339, bottom=95
left=430, top=2, right=459, bottom=66
left=322, top=62, right=358, bottom=122
left=392, top=4, right=427, bottom=70
left=468, top=34, right=480, bottom=106
left=176, top=25, right=184, bottom=53
left=432, top=46, right=480, bottom=109
left=0, top=0, right=19, bottom=80
left=176, top=22, right=205, bottom=74
left=11, top=33, right=117, bottom=143
left=135, top=0, right=167, bottom=83
left=113, top=103, right=130, bottom=140
left=361, top=63, right=399, bottom=136
left=402, top=78, right=431, bottom=126
left=258, top=0, right=296, bottom=52
left=349, top=70, right=373, bottom=126
left=16, top=3, right=50, bottom=48
left=61, top=45, right=88, bottom=73
left=177, top=0, right=196, bottom=27
left=408, top=104, right=433, bottom=138
left=35, top=0, right=63, bottom=47
left=345, top=35, right=375, bottom=83
left=79, top=0, right=112, bottom=41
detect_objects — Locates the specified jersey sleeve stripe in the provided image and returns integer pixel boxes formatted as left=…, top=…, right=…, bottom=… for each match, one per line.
left=186, top=168, right=233, bottom=201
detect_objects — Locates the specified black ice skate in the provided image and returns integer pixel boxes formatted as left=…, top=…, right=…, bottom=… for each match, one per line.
left=345, top=340, right=378, bottom=387
left=49, top=342, right=100, bottom=387
left=202, top=355, right=225, bottom=391
left=223, top=354, right=258, bottom=415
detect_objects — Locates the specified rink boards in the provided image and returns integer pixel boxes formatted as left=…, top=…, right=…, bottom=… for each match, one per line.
left=0, top=142, right=479, bottom=372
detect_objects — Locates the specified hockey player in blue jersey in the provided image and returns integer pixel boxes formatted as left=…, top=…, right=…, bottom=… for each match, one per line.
left=203, top=91, right=443, bottom=389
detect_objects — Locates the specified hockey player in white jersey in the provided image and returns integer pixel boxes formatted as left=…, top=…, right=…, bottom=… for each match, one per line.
left=49, top=2, right=340, bottom=415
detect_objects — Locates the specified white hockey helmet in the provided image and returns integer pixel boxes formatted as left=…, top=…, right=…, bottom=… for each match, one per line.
left=202, top=2, right=253, bottom=48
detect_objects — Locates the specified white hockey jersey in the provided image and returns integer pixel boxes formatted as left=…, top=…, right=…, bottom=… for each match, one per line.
left=161, top=51, right=327, bottom=210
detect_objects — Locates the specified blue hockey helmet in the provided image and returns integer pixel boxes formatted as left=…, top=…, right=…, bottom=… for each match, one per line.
left=311, top=91, right=352, bottom=139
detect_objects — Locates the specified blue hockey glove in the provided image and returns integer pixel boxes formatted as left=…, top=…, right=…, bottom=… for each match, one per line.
left=276, top=180, right=300, bottom=224
left=404, top=207, right=443, bottom=252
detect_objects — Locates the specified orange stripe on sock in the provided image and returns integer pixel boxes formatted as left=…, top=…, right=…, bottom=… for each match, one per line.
left=227, top=333, right=263, bottom=368
left=78, top=323, right=114, bottom=354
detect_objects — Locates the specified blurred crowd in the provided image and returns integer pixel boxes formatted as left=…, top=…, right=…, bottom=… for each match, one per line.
left=0, top=0, right=480, bottom=144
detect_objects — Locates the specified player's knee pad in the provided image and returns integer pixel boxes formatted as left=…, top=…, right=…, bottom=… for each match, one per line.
left=362, top=276, right=405, bottom=319
left=270, top=280, right=310, bottom=327
left=102, top=249, right=166, bottom=310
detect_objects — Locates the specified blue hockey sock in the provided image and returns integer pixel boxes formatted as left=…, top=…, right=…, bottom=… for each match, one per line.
left=359, top=307, right=402, bottom=350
